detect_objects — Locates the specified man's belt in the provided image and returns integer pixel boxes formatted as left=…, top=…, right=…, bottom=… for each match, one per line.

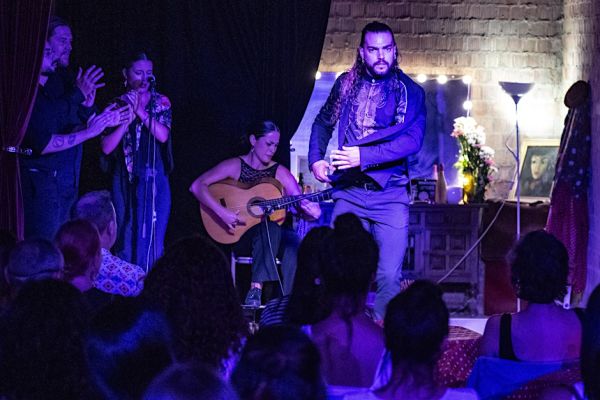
left=2, top=146, right=32, bottom=156
left=352, top=179, right=408, bottom=191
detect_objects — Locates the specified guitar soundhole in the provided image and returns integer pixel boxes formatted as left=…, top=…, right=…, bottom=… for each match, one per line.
left=247, top=197, right=266, bottom=218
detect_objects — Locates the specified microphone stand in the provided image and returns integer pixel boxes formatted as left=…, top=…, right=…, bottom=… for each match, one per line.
left=142, top=77, right=158, bottom=272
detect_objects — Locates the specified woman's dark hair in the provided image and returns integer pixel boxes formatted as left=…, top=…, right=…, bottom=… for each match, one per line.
left=0, top=279, right=92, bottom=399
left=510, top=230, right=569, bottom=303
left=86, top=297, right=174, bottom=400
left=239, top=120, right=280, bottom=151
left=582, top=284, right=600, bottom=400
left=231, top=325, right=325, bottom=400
left=384, top=280, right=449, bottom=368
left=143, top=362, right=239, bottom=400
left=122, top=50, right=152, bottom=68
left=54, top=219, right=101, bottom=282
left=288, top=226, right=333, bottom=325
left=319, top=212, right=378, bottom=319
left=142, top=236, right=247, bottom=370
left=247, top=120, right=279, bottom=140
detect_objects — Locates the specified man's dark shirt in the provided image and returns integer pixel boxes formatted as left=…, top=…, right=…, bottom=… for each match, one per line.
left=309, top=68, right=426, bottom=188
left=21, top=70, right=94, bottom=188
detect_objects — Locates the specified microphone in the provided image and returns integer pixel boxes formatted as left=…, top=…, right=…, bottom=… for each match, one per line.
left=148, top=75, right=156, bottom=87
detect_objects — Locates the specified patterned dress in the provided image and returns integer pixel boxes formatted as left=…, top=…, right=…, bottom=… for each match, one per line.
left=111, top=94, right=173, bottom=271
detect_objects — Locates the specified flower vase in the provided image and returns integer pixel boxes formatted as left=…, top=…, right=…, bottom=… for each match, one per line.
left=462, top=169, right=476, bottom=204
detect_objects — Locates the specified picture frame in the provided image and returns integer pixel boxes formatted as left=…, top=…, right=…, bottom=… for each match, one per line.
left=509, top=138, right=560, bottom=201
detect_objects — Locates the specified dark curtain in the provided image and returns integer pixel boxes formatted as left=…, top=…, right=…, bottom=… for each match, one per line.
left=0, top=0, right=53, bottom=239
left=56, top=0, right=331, bottom=243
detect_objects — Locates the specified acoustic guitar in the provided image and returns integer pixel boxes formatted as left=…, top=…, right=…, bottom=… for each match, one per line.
left=200, top=178, right=332, bottom=244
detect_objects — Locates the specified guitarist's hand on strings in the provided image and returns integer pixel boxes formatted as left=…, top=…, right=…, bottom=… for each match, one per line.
left=300, top=200, right=321, bottom=221
left=218, top=209, right=245, bottom=234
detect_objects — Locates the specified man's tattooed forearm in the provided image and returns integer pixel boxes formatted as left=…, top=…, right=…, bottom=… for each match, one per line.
left=52, top=136, right=65, bottom=148
left=68, top=134, right=76, bottom=145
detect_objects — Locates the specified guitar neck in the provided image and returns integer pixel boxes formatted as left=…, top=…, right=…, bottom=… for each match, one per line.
left=259, top=189, right=332, bottom=211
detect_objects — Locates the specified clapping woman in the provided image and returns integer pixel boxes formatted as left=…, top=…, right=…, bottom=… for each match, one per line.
left=101, top=51, right=173, bottom=271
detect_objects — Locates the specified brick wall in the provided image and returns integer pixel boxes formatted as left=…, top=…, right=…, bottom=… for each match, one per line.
left=561, top=0, right=600, bottom=298
left=318, top=0, right=599, bottom=297
left=319, top=0, right=565, bottom=196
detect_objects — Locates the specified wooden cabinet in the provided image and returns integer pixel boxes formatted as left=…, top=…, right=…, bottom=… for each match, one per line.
left=403, top=204, right=484, bottom=313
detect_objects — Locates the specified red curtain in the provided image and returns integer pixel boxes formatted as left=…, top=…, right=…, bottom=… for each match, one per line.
left=0, top=0, right=53, bottom=239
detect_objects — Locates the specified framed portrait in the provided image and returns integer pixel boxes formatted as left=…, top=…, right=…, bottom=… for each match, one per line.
left=510, top=138, right=560, bottom=201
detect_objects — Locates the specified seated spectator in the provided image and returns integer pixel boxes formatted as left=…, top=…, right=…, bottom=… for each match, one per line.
left=347, top=280, right=478, bottom=399
left=541, top=283, right=600, bottom=400
left=0, top=230, right=17, bottom=308
left=307, top=213, right=384, bottom=389
left=143, top=236, right=247, bottom=377
left=479, top=230, right=582, bottom=362
left=231, top=325, right=325, bottom=400
left=55, top=219, right=102, bottom=292
left=55, top=219, right=114, bottom=314
left=0, top=279, right=94, bottom=399
left=72, top=190, right=145, bottom=296
left=260, top=226, right=332, bottom=327
left=143, top=362, right=239, bottom=400
left=4, top=238, right=63, bottom=298
left=86, top=297, right=175, bottom=400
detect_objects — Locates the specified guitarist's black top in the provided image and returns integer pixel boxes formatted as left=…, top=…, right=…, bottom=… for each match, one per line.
left=239, top=158, right=279, bottom=184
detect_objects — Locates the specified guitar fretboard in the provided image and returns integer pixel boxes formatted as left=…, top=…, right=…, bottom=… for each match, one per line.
left=257, top=189, right=333, bottom=211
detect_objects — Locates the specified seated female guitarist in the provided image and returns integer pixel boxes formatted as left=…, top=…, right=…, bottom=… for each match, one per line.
left=190, top=120, right=321, bottom=307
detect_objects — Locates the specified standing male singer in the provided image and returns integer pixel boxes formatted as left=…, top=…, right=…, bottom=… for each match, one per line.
left=21, top=17, right=127, bottom=239
left=309, top=22, right=426, bottom=320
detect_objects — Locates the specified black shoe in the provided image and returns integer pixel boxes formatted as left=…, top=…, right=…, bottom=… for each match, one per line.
left=245, top=287, right=262, bottom=308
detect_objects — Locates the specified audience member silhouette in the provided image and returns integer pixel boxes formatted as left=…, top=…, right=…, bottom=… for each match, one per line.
left=480, top=230, right=582, bottom=362
left=0, top=230, right=17, bottom=308
left=54, top=219, right=102, bottom=292
left=260, top=225, right=333, bottom=327
left=0, top=279, right=93, bottom=399
left=5, top=238, right=63, bottom=298
left=542, top=283, right=600, bottom=399
left=231, top=325, right=325, bottom=400
left=143, top=236, right=247, bottom=376
left=143, top=362, right=239, bottom=400
left=86, top=297, right=174, bottom=400
left=347, top=280, right=478, bottom=399
left=308, top=212, right=383, bottom=389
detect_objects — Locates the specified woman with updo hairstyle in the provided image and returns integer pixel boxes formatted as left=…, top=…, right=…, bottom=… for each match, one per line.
left=480, top=230, right=582, bottom=362
left=190, top=120, right=320, bottom=307
left=54, top=219, right=101, bottom=293
left=101, top=50, right=173, bottom=271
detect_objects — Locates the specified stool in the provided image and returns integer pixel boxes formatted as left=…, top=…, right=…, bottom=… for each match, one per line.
left=230, top=252, right=281, bottom=287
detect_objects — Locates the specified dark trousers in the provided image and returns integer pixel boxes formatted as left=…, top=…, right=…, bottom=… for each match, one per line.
left=112, top=170, right=171, bottom=271
left=21, top=166, right=77, bottom=240
left=234, top=220, right=300, bottom=295
left=331, top=184, right=410, bottom=319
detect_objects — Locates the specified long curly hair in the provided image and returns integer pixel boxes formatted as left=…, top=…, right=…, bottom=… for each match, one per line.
left=142, top=236, right=247, bottom=370
left=334, top=21, right=401, bottom=120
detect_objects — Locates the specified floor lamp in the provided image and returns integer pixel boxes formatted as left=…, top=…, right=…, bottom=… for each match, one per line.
left=499, top=81, right=534, bottom=313
left=499, top=81, right=534, bottom=241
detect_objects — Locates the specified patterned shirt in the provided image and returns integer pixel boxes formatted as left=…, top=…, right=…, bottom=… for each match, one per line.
left=94, top=248, right=146, bottom=296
